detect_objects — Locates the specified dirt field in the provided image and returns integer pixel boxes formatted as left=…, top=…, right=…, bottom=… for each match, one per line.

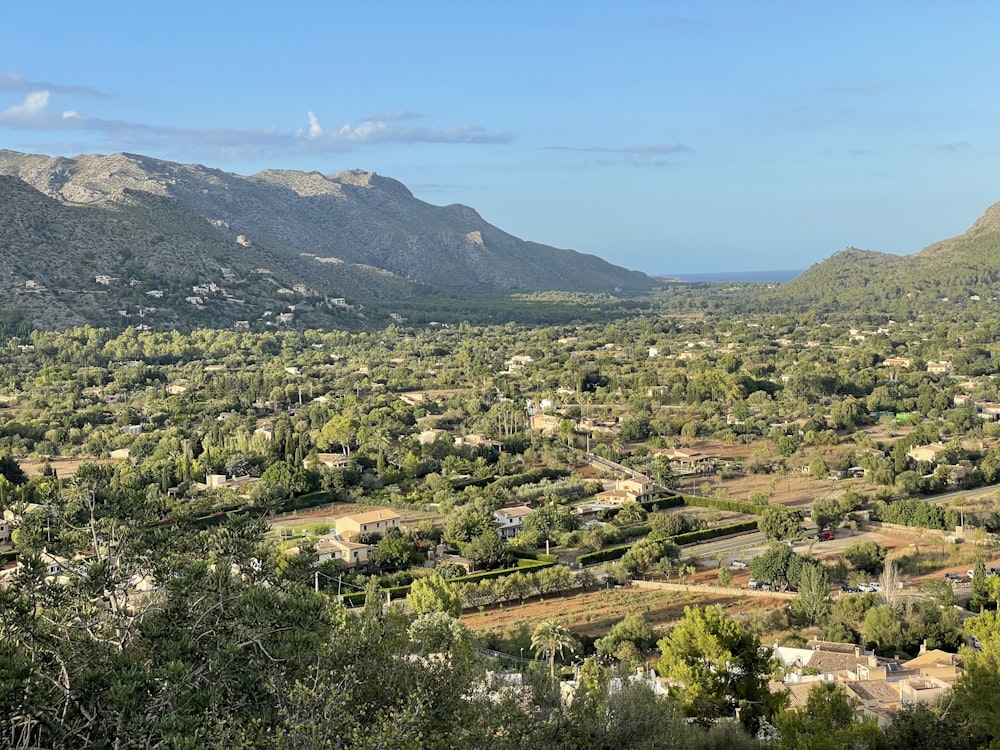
left=461, top=586, right=789, bottom=638
left=641, top=439, right=845, bottom=512
left=17, top=455, right=113, bottom=477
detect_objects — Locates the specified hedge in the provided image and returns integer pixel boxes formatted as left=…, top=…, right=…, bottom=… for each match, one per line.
left=599, top=494, right=684, bottom=521
left=511, top=549, right=559, bottom=564
left=670, top=520, right=758, bottom=545
left=575, top=520, right=761, bottom=566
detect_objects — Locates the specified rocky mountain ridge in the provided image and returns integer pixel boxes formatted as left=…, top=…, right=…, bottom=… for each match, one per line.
left=0, top=150, right=654, bottom=330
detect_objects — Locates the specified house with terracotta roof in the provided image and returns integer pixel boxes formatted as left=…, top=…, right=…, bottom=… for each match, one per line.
left=314, top=536, right=372, bottom=568
left=334, top=510, right=401, bottom=539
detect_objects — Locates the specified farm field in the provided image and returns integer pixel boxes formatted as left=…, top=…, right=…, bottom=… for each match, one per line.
left=17, top=455, right=113, bottom=477
left=461, top=586, right=789, bottom=639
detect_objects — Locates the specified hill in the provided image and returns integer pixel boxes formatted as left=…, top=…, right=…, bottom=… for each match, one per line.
left=764, top=200, right=1000, bottom=318
left=0, top=150, right=655, bottom=330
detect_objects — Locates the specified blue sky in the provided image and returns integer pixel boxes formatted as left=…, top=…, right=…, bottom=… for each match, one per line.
left=2, top=1, right=999, bottom=275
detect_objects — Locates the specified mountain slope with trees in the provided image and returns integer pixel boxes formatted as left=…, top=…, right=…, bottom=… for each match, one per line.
left=762, top=200, right=1000, bottom=318
left=0, top=150, right=655, bottom=330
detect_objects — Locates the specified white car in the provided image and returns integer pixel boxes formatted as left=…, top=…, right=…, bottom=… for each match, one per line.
left=748, top=578, right=758, bottom=589
left=731, top=559, right=749, bottom=569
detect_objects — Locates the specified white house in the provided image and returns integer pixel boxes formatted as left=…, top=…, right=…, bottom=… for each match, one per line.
left=493, top=505, right=534, bottom=539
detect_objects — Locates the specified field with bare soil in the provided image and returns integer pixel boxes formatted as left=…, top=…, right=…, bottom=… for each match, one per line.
left=461, top=586, right=789, bottom=639
left=17, top=455, right=113, bottom=477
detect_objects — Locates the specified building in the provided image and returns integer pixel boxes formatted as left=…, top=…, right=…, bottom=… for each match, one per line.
left=312, top=535, right=371, bottom=568
left=312, top=452, right=350, bottom=469
left=906, top=442, right=950, bottom=463
left=529, top=413, right=562, bottom=436
left=334, top=510, right=401, bottom=539
left=658, top=448, right=718, bottom=473
left=493, top=505, right=534, bottom=539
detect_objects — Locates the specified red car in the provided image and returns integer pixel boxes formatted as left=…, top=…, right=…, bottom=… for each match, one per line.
left=819, top=530, right=835, bottom=541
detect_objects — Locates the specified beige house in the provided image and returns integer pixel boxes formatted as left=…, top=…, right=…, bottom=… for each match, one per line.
left=314, top=536, right=371, bottom=568
left=906, top=442, right=950, bottom=463
left=313, top=452, right=350, bottom=468
left=529, top=413, right=562, bottom=436
left=335, top=510, right=401, bottom=539
left=659, top=448, right=717, bottom=472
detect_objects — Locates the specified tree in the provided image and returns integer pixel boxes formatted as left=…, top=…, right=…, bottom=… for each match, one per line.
left=531, top=620, right=580, bottom=678
left=444, top=508, right=494, bottom=544
left=407, top=610, right=468, bottom=653
left=407, top=574, right=461, bottom=617
left=844, top=541, right=886, bottom=576
left=879, top=557, right=902, bottom=609
left=776, top=682, right=881, bottom=750
left=811, top=496, right=845, bottom=532
left=460, top=528, right=512, bottom=571
left=0, top=453, right=28, bottom=486
left=621, top=538, right=679, bottom=578
left=594, top=613, right=653, bottom=664
left=758, top=507, right=802, bottom=541
left=862, top=605, right=905, bottom=655
left=792, top=564, right=832, bottom=626
left=969, top=559, right=990, bottom=612
left=614, top=501, right=647, bottom=525
left=949, top=609, right=1000, bottom=745
left=749, top=543, right=813, bottom=588
left=371, top=528, right=417, bottom=572
left=656, top=605, right=783, bottom=732
left=809, top=455, right=828, bottom=479
left=522, top=502, right=580, bottom=540
left=259, top=459, right=313, bottom=498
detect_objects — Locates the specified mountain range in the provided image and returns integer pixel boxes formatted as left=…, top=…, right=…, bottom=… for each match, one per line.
left=0, top=150, right=655, bottom=330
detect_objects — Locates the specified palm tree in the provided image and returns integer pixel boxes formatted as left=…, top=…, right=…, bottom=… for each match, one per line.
left=616, top=501, right=647, bottom=526
left=531, top=620, right=580, bottom=678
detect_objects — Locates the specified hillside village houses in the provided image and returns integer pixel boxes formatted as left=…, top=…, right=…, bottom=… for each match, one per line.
left=773, top=640, right=963, bottom=726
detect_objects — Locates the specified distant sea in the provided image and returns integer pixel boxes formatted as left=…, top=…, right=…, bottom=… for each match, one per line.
left=659, top=269, right=804, bottom=283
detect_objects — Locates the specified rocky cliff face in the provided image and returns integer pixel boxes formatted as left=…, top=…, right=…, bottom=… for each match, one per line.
left=0, top=151, right=653, bottom=330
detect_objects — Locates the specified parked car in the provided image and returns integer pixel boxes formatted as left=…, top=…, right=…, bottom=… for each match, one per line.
left=748, top=578, right=758, bottom=589
left=782, top=540, right=794, bottom=548
left=945, top=572, right=963, bottom=583
left=840, top=583, right=858, bottom=593
left=731, top=559, right=749, bottom=570
left=990, top=567, right=1000, bottom=576
left=968, top=569, right=976, bottom=580
left=761, top=581, right=772, bottom=591
left=819, top=530, right=835, bottom=541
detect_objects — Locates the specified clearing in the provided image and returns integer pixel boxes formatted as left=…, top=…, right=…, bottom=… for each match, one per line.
left=461, top=586, right=789, bottom=639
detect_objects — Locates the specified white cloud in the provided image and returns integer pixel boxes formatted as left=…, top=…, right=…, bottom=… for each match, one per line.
left=0, top=90, right=51, bottom=122
left=307, top=111, right=323, bottom=138
left=0, top=83, right=511, bottom=161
